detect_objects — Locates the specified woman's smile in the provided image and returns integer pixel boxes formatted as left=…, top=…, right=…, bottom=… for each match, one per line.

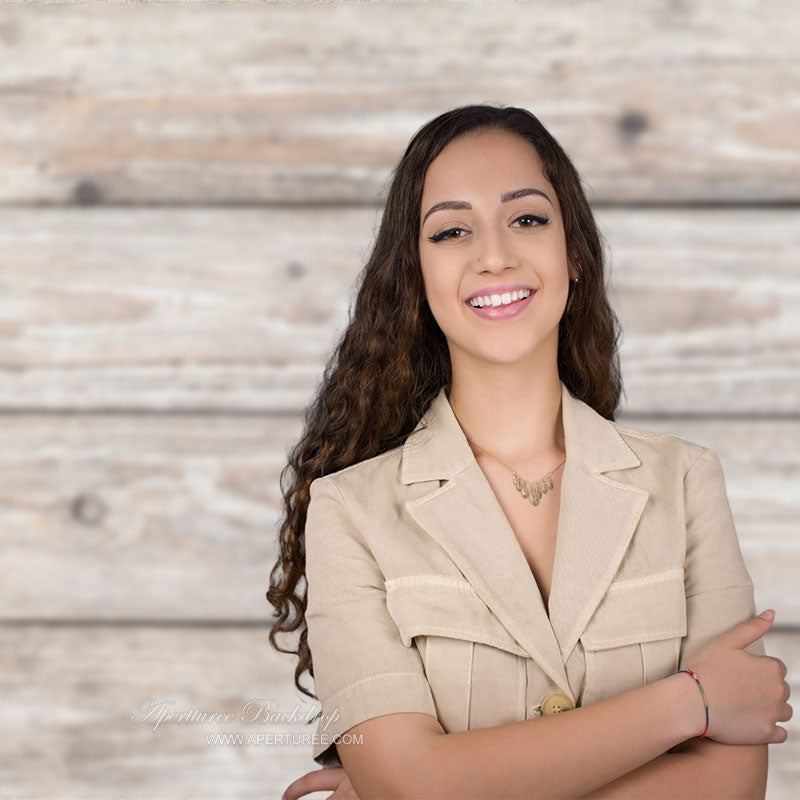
left=465, top=288, right=536, bottom=320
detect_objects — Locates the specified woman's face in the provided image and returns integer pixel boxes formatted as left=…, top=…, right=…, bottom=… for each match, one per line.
left=418, top=129, right=574, bottom=368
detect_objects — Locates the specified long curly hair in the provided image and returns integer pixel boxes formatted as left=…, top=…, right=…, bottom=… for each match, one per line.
left=267, top=102, right=623, bottom=703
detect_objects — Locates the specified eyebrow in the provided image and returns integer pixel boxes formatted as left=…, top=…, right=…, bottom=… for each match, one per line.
left=422, top=187, right=553, bottom=225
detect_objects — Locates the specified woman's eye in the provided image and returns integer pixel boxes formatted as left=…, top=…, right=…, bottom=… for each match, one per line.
left=513, top=213, right=550, bottom=228
left=426, top=214, right=549, bottom=244
left=427, top=227, right=466, bottom=243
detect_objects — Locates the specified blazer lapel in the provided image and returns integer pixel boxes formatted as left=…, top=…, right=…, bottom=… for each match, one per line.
left=401, top=381, right=649, bottom=700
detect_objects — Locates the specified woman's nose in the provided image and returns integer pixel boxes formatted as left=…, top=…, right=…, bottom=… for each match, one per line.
left=474, top=228, right=520, bottom=271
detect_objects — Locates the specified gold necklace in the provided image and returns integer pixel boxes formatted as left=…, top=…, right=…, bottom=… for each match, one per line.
left=468, top=439, right=566, bottom=508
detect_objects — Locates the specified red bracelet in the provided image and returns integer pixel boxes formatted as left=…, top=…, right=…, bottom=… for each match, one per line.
left=676, top=667, right=709, bottom=738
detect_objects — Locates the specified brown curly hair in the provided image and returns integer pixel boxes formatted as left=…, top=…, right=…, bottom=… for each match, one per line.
left=266, top=102, right=624, bottom=708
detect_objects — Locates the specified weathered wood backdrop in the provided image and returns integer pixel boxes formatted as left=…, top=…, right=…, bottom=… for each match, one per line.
left=0, top=1, right=797, bottom=798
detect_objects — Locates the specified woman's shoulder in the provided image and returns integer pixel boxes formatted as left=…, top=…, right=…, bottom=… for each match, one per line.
left=309, top=441, right=407, bottom=501
left=610, top=418, right=710, bottom=475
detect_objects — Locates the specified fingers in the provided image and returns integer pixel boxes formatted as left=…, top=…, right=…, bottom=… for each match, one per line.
left=283, top=766, right=346, bottom=800
left=329, top=784, right=362, bottom=800
left=767, top=655, right=788, bottom=678
left=769, top=725, right=789, bottom=744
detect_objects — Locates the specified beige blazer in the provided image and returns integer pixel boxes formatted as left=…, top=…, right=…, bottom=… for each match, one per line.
left=304, top=381, right=764, bottom=767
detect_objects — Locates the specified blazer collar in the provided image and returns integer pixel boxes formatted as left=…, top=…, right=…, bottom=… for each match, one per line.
left=400, top=381, right=649, bottom=701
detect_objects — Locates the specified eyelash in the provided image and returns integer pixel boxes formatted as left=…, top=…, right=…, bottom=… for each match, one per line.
left=426, top=213, right=550, bottom=243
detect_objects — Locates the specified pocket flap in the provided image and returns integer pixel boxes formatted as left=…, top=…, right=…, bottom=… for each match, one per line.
left=385, top=575, right=528, bottom=657
left=581, top=568, right=687, bottom=650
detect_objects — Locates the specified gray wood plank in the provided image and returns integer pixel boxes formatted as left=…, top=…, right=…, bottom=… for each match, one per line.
left=0, top=412, right=300, bottom=622
left=0, top=624, right=795, bottom=799
left=0, top=206, right=796, bottom=413
left=0, top=624, right=328, bottom=800
left=0, top=2, right=798, bottom=203
left=0, top=414, right=796, bottom=622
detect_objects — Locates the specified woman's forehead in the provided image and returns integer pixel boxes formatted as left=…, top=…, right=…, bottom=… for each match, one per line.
left=420, top=133, right=554, bottom=216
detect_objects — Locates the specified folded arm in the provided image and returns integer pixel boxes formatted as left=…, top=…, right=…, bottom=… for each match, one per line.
left=578, top=739, right=768, bottom=800
left=576, top=448, right=771, bottom=800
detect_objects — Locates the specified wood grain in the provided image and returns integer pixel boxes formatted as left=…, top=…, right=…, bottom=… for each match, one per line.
left=0, top=412, right=795, bottom=621
left=0, top=1, right=796, bottom=797
left=0, top=206, right=796, bottom=413
left=0, top=624, right=324, bottom=799
left=0, top=2, right=797, bottom=204
left=0, top=624, right=795, bottom=799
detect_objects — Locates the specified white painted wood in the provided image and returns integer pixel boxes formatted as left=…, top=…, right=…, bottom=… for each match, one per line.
left=0, top=625, right=328, bottom=799
left=0, top=1, right=796, bottom=796
left=0, top=413, right=795, bottom=622
left=0, top=206, right=796, bottom=412
left=0, top=2, right=797, bottom=203
left=0, top=625, right=794, bottom=799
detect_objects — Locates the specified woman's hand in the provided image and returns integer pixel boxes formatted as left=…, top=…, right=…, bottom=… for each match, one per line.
left=687, top=610, right=791, bottom=745
left=282, top=765, right=361, bottom=800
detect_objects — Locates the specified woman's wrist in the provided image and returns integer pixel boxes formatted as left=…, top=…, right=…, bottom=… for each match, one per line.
left=659, top=671, right=709, bottom=743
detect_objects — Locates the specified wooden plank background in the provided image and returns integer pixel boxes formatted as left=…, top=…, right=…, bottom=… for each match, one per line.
left=0, top=2, right=797, bottom=798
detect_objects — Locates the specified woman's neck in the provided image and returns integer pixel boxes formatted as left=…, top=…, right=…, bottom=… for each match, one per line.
left=447, top=372, right=565, bottom=471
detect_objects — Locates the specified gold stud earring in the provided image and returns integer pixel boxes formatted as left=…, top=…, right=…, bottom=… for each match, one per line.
left=566, top=276, right=579, bottom=312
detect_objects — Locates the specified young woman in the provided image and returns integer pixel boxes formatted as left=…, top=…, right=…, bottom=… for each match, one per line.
left=268, top=104, right=791, bottom=799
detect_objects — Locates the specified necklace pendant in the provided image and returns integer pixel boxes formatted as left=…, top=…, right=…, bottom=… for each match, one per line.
left=509, top=463, right=563, bottom=509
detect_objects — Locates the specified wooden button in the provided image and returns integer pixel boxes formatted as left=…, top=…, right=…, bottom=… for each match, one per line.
left=540, top=692, right=574, bottom=715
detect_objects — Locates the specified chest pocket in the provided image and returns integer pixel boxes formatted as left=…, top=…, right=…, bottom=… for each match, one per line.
left=385, top=575, right=528, bottom=733
left=580, top=568, right=687, bottom=705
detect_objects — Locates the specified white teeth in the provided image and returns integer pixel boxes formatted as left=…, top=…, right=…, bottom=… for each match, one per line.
left=468, top=288, right=532, bottom=308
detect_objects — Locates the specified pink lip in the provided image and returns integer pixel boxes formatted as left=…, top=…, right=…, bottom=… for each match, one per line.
left=466, top=289, right=536, bottom=320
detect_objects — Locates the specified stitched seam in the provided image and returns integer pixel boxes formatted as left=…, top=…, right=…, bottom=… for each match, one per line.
left=326, top=446, right=402, bottom=482
left=409, top=626, right=525, bottom=654
left=607, top=568, right=685, bottom=592
left=465, top=641, right=474, bottom=726
left=584, top=648, right=596, bottom=705
left=385, top=575, right=473, bottom=591
left=329, top=476, right=353, bottom=517
left=310, top=478, right=386, bottom=612
left=330, top=671, right=429, bottom=699
left=683, top=446, right=710, bottom=482
left=685, top=582, right=753, bottom=599
left=316, top=475, right=373, bottom=562
left=640, top=643, right=647, bottom=684
left=412, top=462, right=472, bottom=504
left=517, top=656, right=526, bottom=721
left=311, top=594, right=380, bottom=610
left=584, top=627, right=685, bottom=648
left=614, top=424, right=666, bottom=440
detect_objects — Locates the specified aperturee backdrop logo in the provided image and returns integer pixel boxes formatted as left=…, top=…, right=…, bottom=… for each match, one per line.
left=129, top=697, right=358, bottom=748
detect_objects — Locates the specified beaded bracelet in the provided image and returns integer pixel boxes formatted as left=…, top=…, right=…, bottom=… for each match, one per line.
left=675, top=667, right=709, bottom=738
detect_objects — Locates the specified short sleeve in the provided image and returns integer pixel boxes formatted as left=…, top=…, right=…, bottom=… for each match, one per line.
left=304, top=476, right=437, bottom=767
left=678, top=447, right=766, bottom=672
